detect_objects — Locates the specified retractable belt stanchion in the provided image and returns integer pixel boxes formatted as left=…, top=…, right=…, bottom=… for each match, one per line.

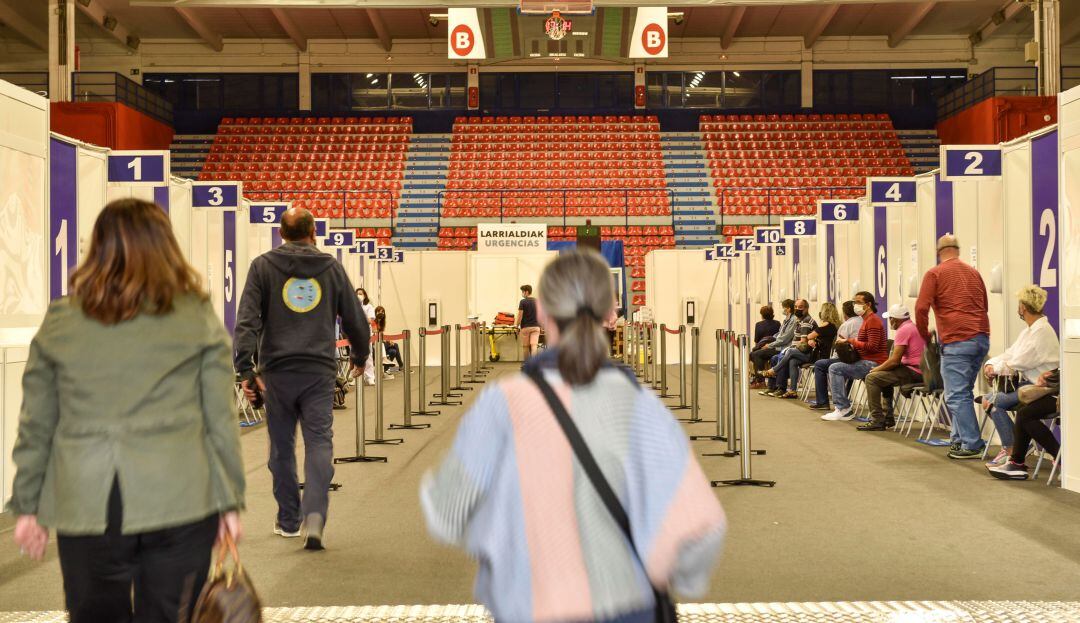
left=658, top=324, right=671, bottom=397
left=650, top=323, right=661, bottom=390
left=364, top=333, right=405, bottom=445
left=452, top=324, right=472, bottom=392
left=679, top=326, right=714, bottom=424
left=703, top=331, right=742, bottom=457
left=622, top=322, right=632, bottom=367
left=411, top=327, right=441, bottom=416
left=691, top=328, right=727, bottom=442
left=666, top=325, right=690, bottom=411
left=464, top=321, right=485, bottom=382
left=480, top=322, right=494, bottom=370
left=334, top=353, right=387, bottom=463
left=637, top=323, right=647, bottom=378
left=432, top=324, right=463, bottom=406
left=390, top=330, right=430, bottom=431
left=714, top=333, right=774, bottom=488
left=642, top=323, right=652, bottom=385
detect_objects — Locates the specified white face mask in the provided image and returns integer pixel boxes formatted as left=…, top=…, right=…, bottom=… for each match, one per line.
left=853, top=303, right=866, bottom=316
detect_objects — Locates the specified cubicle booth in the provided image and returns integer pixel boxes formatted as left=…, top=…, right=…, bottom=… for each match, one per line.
left=1058, top=87, right=1080, bottom=493
left=645, top=249, right=731, bottom=365
left=189, top=181, right=247, bottom=334
left=47, top=134, right=108, bottom=302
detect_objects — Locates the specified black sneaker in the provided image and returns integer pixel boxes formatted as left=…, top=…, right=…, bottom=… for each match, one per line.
left=948, top=448, right=983, bottom=460
left=856, top=421, right=889, bottom=431
left=988, top=461, right=1029, bottom=480
left=949, top=442, right=962, bottom=452
left=810, top=403, right=831, bottom=410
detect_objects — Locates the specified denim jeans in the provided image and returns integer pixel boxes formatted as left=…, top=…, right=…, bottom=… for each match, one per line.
left=774, top=348, right=813, bottom=392
left=766, top=352, right=785, bottom=390
left=983, top=381, right=1028, bottom=449
left=813, top=358, right=840, bottom=406
left=828, top=359, right=877, bottom=410
left=940, top=334, right=990, bottom=451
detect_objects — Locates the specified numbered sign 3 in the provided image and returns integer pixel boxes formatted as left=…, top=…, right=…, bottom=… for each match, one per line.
left=376, top=246, right=394, bottom=261
left=783, top=218, right=816, bottom=237
left=818, top=200, right=861, bottom=222
left=250, top=203, right=289, bottom=224
left=755, top=227, right=785, bottom=247
left=868, top=178, right=916, bottom=205
left=941, top=145, right=1003, bottom=181
left=326, top=230, right=355, bottom=247
left=107, top=151, right=169, bottom=185
left=192, top=182, right=241, bottom=209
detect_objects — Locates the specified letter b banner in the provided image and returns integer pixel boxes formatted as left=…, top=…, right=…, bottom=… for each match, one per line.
left=629, top=7, right=668, bottom=58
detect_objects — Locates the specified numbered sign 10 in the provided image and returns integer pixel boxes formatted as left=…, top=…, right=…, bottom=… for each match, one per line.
left=818, top=200, right=861, bottom=222
left=782, top=218, right=816, bottom=237
left=940, top=145, right=1003, bottom=181
left=106, top=151, right=169, bottom=185
left=755, top=227, right=785, bottom=246
left=867, top=178, right=916, bottom=205
left=192, top=182, right=241, bottom=208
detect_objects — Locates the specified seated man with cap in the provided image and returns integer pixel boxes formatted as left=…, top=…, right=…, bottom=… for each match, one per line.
left=856, top=304, right=926, bottom=431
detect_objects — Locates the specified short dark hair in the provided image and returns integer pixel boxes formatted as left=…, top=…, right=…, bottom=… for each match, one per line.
left=842, top=300, right=856, bottom=318
left=781, top=299, right=795, bottom=312
left=281, top=210, right=315, bottom=241
left=760, top=305, right=774, bottom=320
left=854, top=291, right=877, bottom=312
left=520, top=284, right=532, bottom=295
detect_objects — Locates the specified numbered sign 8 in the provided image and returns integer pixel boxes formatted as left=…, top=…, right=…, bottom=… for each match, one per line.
left=326, top=230, right=355, bottom=247
left=818, top=200, right=861, bottom=222
left=192, top=182, right=241, bottom=208
left=755, top=227, right=785, bottom=246
left=106, top=151, right=168, bottom=185
left=249, top=203, right=288, bottom=224
left=868, top=178, right=916, bottom=205
left=782, top=218, right=816, bottom=237
left=940, top=145, right=1003, bottom=181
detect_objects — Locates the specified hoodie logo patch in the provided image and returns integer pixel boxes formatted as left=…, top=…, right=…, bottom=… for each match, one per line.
left=283, top=277, right=322, bottom=313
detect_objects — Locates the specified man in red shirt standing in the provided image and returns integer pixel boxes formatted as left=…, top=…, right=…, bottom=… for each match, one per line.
left=821, top=291, right=889, bottom=421
left=915, top=234, right=991, bottom=460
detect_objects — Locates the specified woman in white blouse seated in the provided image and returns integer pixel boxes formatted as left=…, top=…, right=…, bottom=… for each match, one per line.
left=981, top=285, right=1059, bottom=466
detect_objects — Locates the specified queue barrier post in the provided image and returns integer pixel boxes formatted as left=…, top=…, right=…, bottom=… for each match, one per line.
left=714, top=333, right=775, bottom=488
left=464, top=321, right=485, bottom=382
left=452, top=324, right=471, bottom=392
left=658, top=324, right=670, bottom=397
left=432, top=325, right=463, bottom=406
left=679, top=326, right=715, bottom=425
left=390, top=330, right=431, bottom=431
left=480, top=322, right=494, bottom=370
left=642, top=323, right=652, bottom=385
left=334, top=347, right=388, bottom=463
left=703, top=331, right=740, bottom=456
left=666, top=325, right=690, bottom=411
left=366, top=332, right=405, bottom=445
left=650, top=323, right=661, bottom=391
left=412, top=327, right=441, bottom=416
left=622, top=322, right=632, bottom=367
left=692, top=328, right=729, bottom=443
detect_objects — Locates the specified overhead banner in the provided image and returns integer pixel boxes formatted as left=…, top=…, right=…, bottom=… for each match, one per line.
left=448, top=8, right=486, bottom=60
left=629, top=6, right=668, bottom=58
left=477, top=223, right=547, bottom=253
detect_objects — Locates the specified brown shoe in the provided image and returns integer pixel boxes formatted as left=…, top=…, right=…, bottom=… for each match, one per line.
left=780, top=391, right=798, bottom=399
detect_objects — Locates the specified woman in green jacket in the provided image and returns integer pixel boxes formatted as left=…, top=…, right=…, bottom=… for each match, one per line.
left=8, top=199, right=246, bottom=623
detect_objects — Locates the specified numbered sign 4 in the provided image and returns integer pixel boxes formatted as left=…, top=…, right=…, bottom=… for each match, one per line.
left=818, top=200, right=861, bottom=222
left=755, top=227, right=785, bottom=246
left=326, top=230, right=355, bottom=247
left=783, top=218, right=816, bottom=237
left=107, top=151, right=169, bottom=185
left=867, top=178, right=916, bottom=205
left=250, top=203, right=289, bottom=224
left=940, top=145, right=1003, bottom=181
left=192, top=182, right=241, bottom=209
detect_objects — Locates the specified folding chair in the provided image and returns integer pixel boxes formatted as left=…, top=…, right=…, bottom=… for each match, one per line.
left=976, top=374, right=1018, bottom=460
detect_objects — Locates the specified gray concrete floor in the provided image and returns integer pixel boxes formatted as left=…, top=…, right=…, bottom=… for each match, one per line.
left=2, top=363, right=1080, bottom=611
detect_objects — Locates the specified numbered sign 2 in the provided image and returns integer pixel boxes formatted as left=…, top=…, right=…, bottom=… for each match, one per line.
left=192, top=182, right=241, bottom=208
left=250, top=203, right=289, bottom=224
left=755, top=227, right=785, bottom=246
left=868, top=178, right=916, bottom=205
left=376, top=246, right=394, bottom=261
left=818, top=200, right=861, bottom=222
left=326, top=230, right=355, bottom=247
left=940, top=145, right=1003, bottom=181
left=107, top=151, right=169, bottom=185
left=783, top=218, right=816, bottom=237
left=351, top=239, right=378, bottom=255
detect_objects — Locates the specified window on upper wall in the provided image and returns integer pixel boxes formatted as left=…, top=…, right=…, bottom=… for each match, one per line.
left=446, top=73, right=467, bottom=108
left=724, top=71, right=761, bottom=108
left=480, top=73, right=517, bottom=109
left=354, top=73, right=389, bottom=109
left=390, top=73, right=429, bottom=109
left=558, top=73, right=593, bottom=108
left=596, top=73, right=633, bottom=109
left=520, top=73, right=556, bottom=109
left=683, top=71, right=724, bottom=108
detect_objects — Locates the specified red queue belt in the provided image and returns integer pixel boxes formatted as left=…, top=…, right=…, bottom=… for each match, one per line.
left=662, top=325, right=682, bottom=335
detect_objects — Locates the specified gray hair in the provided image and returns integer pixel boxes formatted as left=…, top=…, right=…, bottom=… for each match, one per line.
left=538, top=250, right=614, bottom=385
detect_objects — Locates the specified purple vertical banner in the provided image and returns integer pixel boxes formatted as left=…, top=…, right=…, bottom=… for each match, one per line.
left=1031, top=131, right=1059, bottom=331
left=935, top=174, right=954, bottom=253
left=153, top=185, right=170, bottom=214
left=49, top=138, right=78, bottom=300
left=766, top=248, right=773, bottom=300
left=223, top=212, right=237, bottom=334
left=874, top=205, right=888, bottom=323
left=726, top=260, right=732, bottom=329
left=826, top=224, right=836, bottom=303
left=744, top=255, right=751, bottom=333
left=792, top=242, right=801, bottom=298
left=271, top=227, right=283, bottom=248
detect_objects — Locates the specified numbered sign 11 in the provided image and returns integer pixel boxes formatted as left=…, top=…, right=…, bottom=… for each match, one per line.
left=326, top=229, right=355, bottom=247
left=783, top=217, right=816, bottom=237
left=818, top=200, right=861, bottom=222
left=249, top=203, right=289, bottom=224
left=106, top=151, right=169, bottom=185
left=351, top=239, right=378, bottom=255
left=192, top=182, right=241, bottom=209
left=940, top=145, right=1003, bottom=181
left=755, top=227, right=785, bottom=246
left=867, top=178, right=916, bottom=205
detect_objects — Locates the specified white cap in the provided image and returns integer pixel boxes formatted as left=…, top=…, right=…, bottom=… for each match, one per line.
left=882, top=304, right=910, bottom=320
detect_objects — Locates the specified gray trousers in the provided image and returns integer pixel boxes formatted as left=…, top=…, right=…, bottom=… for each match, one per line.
left=263, top=371, right=336, bottom=532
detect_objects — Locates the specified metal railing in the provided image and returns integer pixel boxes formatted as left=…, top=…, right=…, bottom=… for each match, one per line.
left=936, top=67, right=1038, bottom=121
left=248, top=189, right=398, bottom=229
left=434, top=188, right=678, bottom=228
left=717, top=185, right=864, bottom=225
left=72, top=72, right=174, bottom=125
left=0, top=72, right=48, bottom=98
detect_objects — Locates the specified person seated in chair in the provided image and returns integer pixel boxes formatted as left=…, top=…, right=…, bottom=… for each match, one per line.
left=750, top=299, right=795, bottom=389
left=753, top=305, right=781, bottom=350
left=809, top=300, right=862, bottom=409
left=987, top=369, right=1060, bottom=481
left=821, top=291, right=888, bottom=421
left=768, top=302, right=840, bottom=399
left=856, top=304, right=925, bottom=431
left=761, top=299, right=816, bottom=397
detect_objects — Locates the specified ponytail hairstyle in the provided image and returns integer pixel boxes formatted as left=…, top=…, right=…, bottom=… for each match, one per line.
left=538, top=250, right=614, bottom=386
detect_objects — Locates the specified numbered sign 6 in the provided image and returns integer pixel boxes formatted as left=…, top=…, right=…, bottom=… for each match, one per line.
left=326, top=230, right=355, bottom=247
left=106, top=151, right=169, bottom=185
left=818, top=200, right=861, bottom=222
left=755, top=227, right=784, bottom=246
left=941, top=145, right=1003, bottom=181
left=868, top=178, right=916, bottom=205
left=192, top=182, right=241, bottom=208
left=783, top=218, right=816, bottom=237
left=250, top=203, right=288, bottom=224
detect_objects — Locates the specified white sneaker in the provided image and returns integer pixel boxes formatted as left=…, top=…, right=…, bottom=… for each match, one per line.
left=821, top=407, right=852, bottom=421
left=363, top=378, right=375, bottom=386
left=985, top=448, right=1010, bottom=467
left=382, top=374, right=395, bottom=380
left=274, top=523, right=301, bottom=538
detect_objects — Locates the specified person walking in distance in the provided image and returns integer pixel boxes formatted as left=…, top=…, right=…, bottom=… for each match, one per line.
left=235, top=207, right=370, bottom=550
left=517, top=284, right=542, bottom=359
left=915, top=234, right=991, bottom=460
left=356, top=288, right=377, bottom=386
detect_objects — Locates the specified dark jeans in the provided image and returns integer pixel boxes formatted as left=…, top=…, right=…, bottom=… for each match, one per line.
left=812, top=357, right=840, bottom=405
left=263, top=371, right=336, bottom=532
left=384, top=342, right=404, bottom=369
left=774, top=348, right=813, bottom=392
left=863, top=366, right=921, bottom=423
left=57, top=479, right=217, bottom=623
left=1010, top=394, right=1060, bottom=463
left=750, top=347, right=778, bottom=374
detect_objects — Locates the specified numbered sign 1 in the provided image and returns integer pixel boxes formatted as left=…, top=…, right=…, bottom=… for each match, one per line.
left=192, top=182, right=241, bottom=208
left=867, top=178, right=916, bottom=205
left=249, top=203, right=289, bottom=224
left=106, top=151, right=169, bottom=185
left=376, top=246, right=394, bottom=261
left=755, top=227, right=784, bottom=246
left=940, top=145, right=1003, bottom=181
left=715, top=244, right=735, bottom=259
left=818, top=200, right=861, bottom=222
left=351, top=239, right=378, bottom=255
left=783, top=218, right=816, bottom=237
left=326, top=230, right=355, bottom=247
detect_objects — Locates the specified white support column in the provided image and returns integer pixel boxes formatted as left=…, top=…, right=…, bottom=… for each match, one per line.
left=634, top=62, right=646, bottom=110
left=48, top=0, right=75, bottom=102
left=800, top=49, right=813, bottom=109
left=467, top=62, right=479, bottom=111
left=1037, top=0, right=1060, bottom=96
left=299, top=50, right=312, bottom=111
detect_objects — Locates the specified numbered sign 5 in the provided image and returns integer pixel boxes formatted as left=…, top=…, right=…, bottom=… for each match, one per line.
left=393, top=250, right=405, bottom=263
left=250, top=203, right=288, bottom=224
left=755, top=227, right=784, bottom=246
left=107, top=152, right=169, bottom=185
left=868, top=178, right=916, bottom=205
left=818, top=200, right=861, bottom=222
left=192, top=182, right=241, bottom=208
left=376, top=246, right=394, bottom=261
left=941, top=145, right=1003, bottom=181
left=326, top=230, right=355, bottom=247
left=783, top=218, right=816, bottom=237
left=351, top=239, right=378, bottom=255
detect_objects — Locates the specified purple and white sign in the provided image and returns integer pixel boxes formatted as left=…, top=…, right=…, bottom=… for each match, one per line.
left=715, top=244, right=735, bottom=259
left=271, top=227, right=283, bottom=248
left=819, top=200, right=860, bottom=222
left=874, top=205, right=889, bottom=322
left=153, top=185, right=170, bottom=214
left=49, top=138, right=78, bottom=300
left=868, top=178, right=916, bottom=205
left=376, top=246, right=394, bottom=261
left=250, top=203, right=288, bottom=224
left=326, top=230, right=355, bottom=247
left=782, top=218, right=816, bottom=237
left=734, top=237, right=756, bottom=253
left=1031, top=131, right=1059, bottom=331
left=941, top=145, right=1003, bottom=181
left=193, top=182, right=241, bottom=208
left=704, top=249, right=717, bottom=261
left=935, top=174, right=954, bottom=253
left=351, top=239, right=377, bottom=255
left=792, top=241, right=801, bottom=297
left=107, top=151, right=168, bottom=185
left=826, top=224, right=836, bottom=303
left=755, top=227, right=784, bottom=246
left=223, top=211, right=237, bottom=334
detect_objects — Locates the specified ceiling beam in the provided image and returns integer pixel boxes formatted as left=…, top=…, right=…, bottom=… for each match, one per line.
left=175, top=6, right=223, bottom=51
left=888, top=1, right=936, bottom=48
left=366, top=8, right=391, bottom=52
left=129, top=0, right=983, bottom=7
left=0, top=0, right=48, bottom=50
left=721, top=6, right=746, bottom=50
left=75, top=0, right=136, bottom=49
left=804, top=4, right=839, bottom=49
left=270, top=7, right=306, bottom=51
left=969, top=0, right=1029, bottom=46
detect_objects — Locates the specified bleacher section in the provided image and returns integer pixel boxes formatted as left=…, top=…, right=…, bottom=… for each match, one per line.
left=662, top=132, right=717, bottom=247
left=897, top=129, right=942, bottom=174
left=701, top=113, right=914, bottom=216
left=397, top=134, right=450, bottom=248
left=200, top=116, right=411, bottom=220
left=169, top=134, right=213, bottom=179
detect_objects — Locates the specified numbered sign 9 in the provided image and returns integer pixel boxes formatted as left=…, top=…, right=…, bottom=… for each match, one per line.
left=249, top=203, right=289, bottom=224
left=868, top=178, right=916, bottom=205
left=106, top=151, right=168, bottom=185
left=755, top=227, right=785, bottom=246
left=376, top=246, right=394, bottom=261
left=192, top=182, right=241, bottom=208
left=782, top=218, right=816, bottom=237
left=326, top=230, right=355, bottom=247
left=940, top=145, right=1003, bottom=181
left=818, top=200, right=860, bottom=222
left=351, top=239, right=378, bottom=255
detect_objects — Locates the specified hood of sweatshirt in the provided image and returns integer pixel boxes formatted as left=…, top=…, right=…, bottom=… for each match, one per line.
left=264, top=242, right=337, bottom=279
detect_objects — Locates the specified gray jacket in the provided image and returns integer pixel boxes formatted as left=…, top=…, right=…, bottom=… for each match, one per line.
left=768, top=314, right=797, bottom=349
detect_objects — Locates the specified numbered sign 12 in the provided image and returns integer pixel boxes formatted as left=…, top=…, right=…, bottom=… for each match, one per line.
left=868, top=178, right=916, bottom=205
left=940, top=145, right=1003, bottom=181
left=106, top=151, right=168, bottom=185
left=250, top=203, right=289, bottom=224
left=819, top=200, right=861, bottom=222
left=192, top=182, right=241, bottom=208
left=734, top=237, right=756, bottom=253
left=351, top=239, right=377, bottom=255
left=782, top=218, right=816, bottom=237
left=755, top=227, right=785, bottom=246
left=326, top=230, right=355, bottom=247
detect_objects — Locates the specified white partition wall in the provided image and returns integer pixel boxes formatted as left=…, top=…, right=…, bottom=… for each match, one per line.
left=168, top=177, right=194, bottom=261
left=645, top=249, right=729, bottom=364
left=1058, top=86, right=1080, bottom=493
left=950, top=174, right=1006, bottom=355
left=74, top=142, right=107, bottom=260
left=48, top=135, right=107, bottom=302
left=469, top=251, right=555, bottom=330
left=1001, top=136, right=1036, bottom=344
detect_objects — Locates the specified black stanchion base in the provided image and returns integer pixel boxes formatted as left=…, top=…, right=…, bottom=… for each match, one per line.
left=431, top=400, right=462, bottom=406
left=712, top=478, right=776, bottom=488
left=299, top=482, right=342, bottom=491
left=389, top=423, right=431, bottom=430
left=464, top=379, right=485, bottom=384
left=412, top=410, right=441, bottom=416
left=689, top=434, right=728, bottom=441
left=433, top=392, right=464, bottom=398
left=703, top=450, right=741, bottom=457
left=365, top=438, right=405, bottom=445
left=334, top=455, right=387, bottom=464
left=659, top=392, right=675, bottom=398
left=450, top=385, right=472, bottom=392
left=667, top=405, right=691, bottom=411
left=678, top=418, right=717, bottom=424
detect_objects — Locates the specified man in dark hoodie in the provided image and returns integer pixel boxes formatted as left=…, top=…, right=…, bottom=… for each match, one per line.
left=235, top=208, right=370, bottom=551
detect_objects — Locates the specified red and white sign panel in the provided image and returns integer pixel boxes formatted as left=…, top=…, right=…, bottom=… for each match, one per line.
left=629, top=7, right=668, bottom=58
left=448, top=8, right=486, bottom=59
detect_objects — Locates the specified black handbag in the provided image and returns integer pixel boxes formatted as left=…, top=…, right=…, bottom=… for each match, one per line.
left=525, top=369, right=677, bottom=623
left=833, top=340, right=859, bottom=364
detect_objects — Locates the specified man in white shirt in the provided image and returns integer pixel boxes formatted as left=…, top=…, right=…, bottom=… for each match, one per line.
left=980, top=285, right=1059, bottom=466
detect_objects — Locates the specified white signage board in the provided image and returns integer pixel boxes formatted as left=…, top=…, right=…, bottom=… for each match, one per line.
left=477, top=223, right=548, bottom=253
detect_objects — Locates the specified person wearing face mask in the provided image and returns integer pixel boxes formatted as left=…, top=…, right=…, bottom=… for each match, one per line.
left=978, top=285, right=1059, bottom=466
left=355, top=288, right=377, bottom=386
left=821, top=291, right=888, bottom=421
left=750, top=299, right=795, bottom=388
left=915, top=234, right=991, bottom=459
left=761, top=299, right=815, bottom=397
left=855, top=304, right=925, bottom=431
left=808, top=300, right=861, bottom=409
